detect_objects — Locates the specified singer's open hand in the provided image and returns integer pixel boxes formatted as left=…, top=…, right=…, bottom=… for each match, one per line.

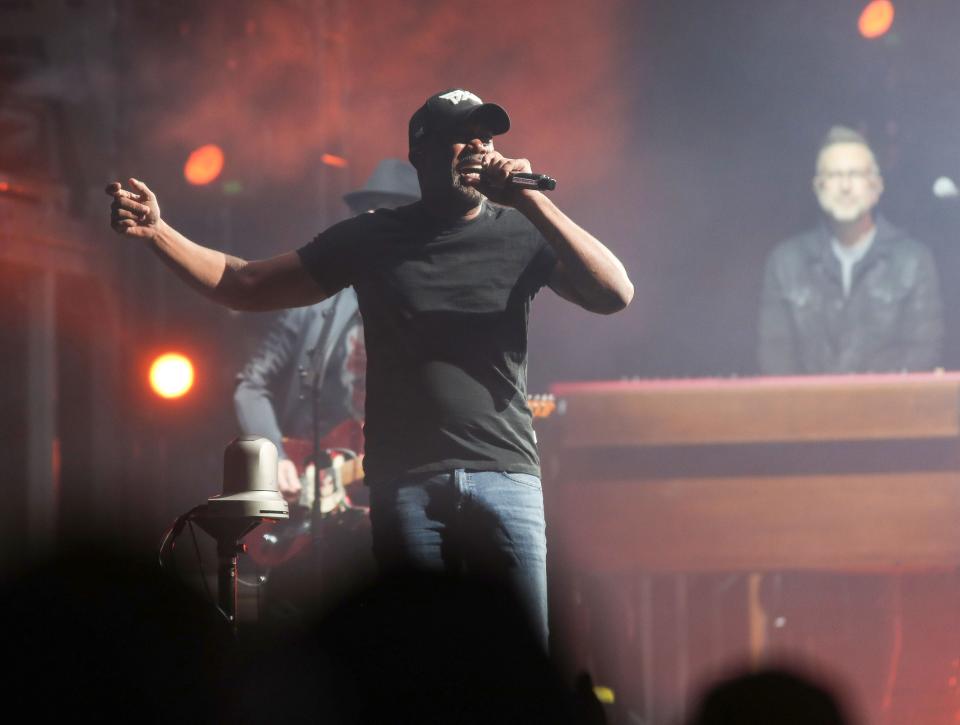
left=468, top=151, right=537, bottom=208
left=106, top=178, right=161, bottom=239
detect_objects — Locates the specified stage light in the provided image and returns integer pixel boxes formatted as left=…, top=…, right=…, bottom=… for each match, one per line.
left=593, top=685, right=615, bottom=704
left=222, top=179, right=244, bottom=195
left=184, top=144, right=225, bottom=185
left=149, top=352, right=195, bottom=399
left=859, top=0, right=895, bottom=39
left=321, top=153, right=349, bottom=168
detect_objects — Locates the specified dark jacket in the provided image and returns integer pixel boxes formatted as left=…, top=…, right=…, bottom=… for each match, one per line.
left=757, top=217, right=943, bottom=375
left=234, top=289, right=360, bottom=457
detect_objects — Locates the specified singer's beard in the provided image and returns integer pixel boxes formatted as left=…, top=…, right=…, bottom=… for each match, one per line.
left=419, top=165, right=485, bottom=216
left=447, top=169, right=484, bottom=211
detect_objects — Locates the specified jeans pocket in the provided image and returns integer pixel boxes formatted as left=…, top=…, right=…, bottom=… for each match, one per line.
left=502, top=471, right=542, bottom=489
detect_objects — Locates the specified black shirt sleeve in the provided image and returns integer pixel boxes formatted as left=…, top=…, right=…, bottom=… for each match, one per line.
left=296, top=216, right=366, bottom=295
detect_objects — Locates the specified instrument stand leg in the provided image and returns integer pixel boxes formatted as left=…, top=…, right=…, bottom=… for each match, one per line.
left=311, top=472, right=324, bottom=573
left=747, top=572, right=768, bottom=666
left=193, top=517, right=260, bottom=635
left=216, top=541, right=243, bottom=633
left=309, top=451, right=334, bottom=573
left=674, top=573, right=690, bottom=722
left=638, top=574, right=655, bottom=724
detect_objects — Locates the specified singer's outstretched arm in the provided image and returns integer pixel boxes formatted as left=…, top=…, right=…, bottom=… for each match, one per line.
left=107, top=179, right=328, bottom=311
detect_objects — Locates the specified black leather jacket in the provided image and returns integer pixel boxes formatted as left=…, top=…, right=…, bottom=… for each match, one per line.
left=758, top=217, right=943, bottom=375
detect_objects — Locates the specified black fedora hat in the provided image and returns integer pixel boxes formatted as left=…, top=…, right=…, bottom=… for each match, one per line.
left=343, top=158, right=420, bottom=211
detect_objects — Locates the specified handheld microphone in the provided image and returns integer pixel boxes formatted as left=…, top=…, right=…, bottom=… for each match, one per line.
left=508, top=172, right=557, bottom=191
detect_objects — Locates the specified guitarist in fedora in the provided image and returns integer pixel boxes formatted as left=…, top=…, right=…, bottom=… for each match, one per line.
left=234, top=158, right=419, bottom=506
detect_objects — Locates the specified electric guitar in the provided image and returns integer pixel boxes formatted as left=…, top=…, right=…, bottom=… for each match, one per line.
left=245, top=418, right=364, bottom=568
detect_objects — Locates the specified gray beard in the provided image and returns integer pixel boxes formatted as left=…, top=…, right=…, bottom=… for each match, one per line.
left=446, top=171, right=484, bottom=211
left=452, top=172, right=483, bottom=202
left=419, top=169, right=485, bottom=216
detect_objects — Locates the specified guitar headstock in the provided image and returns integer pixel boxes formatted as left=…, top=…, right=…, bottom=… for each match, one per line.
left=527, top=393, right=560, bottom=419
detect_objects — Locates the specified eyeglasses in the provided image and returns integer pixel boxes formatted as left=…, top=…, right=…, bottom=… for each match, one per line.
left=817, top=169, right=878, bottom=183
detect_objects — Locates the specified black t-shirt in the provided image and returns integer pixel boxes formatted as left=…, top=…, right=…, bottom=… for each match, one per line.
left=296, top=201, right=557, bottom=483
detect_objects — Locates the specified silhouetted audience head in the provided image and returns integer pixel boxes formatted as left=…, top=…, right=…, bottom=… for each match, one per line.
left=0, top=544, right=233, bottom=723
left=226, top=572, right=601, bottom=724
left=1, top=547, right=603, bottom=724
left=687, top=666, right=852, bottom=725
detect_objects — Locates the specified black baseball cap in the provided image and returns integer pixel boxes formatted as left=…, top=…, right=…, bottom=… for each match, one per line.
left=408, top=89, right=511, bottom=149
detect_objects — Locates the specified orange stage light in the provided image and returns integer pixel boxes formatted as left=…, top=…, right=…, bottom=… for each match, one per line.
left=321, top=153, right=349, bottom=168
left=149, top=352, right=195, bottom=399
left=184, top=144, right=225, bottom=185
left=859, top=0, right=895, bottom=39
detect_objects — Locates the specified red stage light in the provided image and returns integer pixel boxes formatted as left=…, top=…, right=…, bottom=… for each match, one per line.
left=149, top=352, right=195, bottom=399
left=184, top=144, right=225, bottom=185
left=859, top=0, right=895, bottom=39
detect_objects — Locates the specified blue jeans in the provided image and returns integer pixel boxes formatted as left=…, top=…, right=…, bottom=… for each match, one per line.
left=368, top=469, right=548, bottom=647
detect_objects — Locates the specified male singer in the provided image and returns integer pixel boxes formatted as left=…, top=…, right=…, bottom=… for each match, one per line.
left=108, top=88, right=633, bottom=645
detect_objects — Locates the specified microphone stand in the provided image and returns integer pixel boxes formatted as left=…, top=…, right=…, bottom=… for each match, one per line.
left=309, top=363, right=330, bottom=571
left=300, top=299, right=339, bottom=575
left=192, top=515, right=261, bottom=634
left=159, top=438, right=289, bottom=636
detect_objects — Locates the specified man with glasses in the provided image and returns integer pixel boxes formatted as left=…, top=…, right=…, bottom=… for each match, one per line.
left=758, top=126, right=943, bottom=374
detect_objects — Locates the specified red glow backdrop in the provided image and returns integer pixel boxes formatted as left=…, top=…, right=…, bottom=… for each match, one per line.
left=129, top=0, right=642, bottom=380
left=140, top=1, right=629, bottom=197
left=340, top=0, right=630, bottom=198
